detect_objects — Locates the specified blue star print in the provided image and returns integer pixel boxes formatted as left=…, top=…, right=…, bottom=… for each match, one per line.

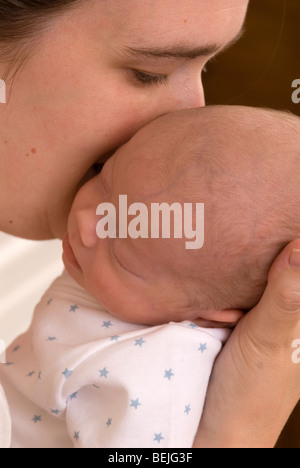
left=74, top=431, right=80, bottom=441
left=47, top=298, right=53, bottom=306
left=130, top=398, right=141, bottom=410
left=184, top=404, right=191, bottom=415
left=32, top=415, right=42, bottom=423
left=99, top=367, right=109, bottom=378
left=154, top=433, right=164, bottom=443
left=69, top=304, right=79, bottom=312
left=12, top=345, right=20, bottom=352
left=110, top=335, right=120, bottom=342
left=51, top=409, right=61, bottom=415
left=47, top=337, right=56, bottom=342
left=189, top=322, right=199, bottom=329
left=164, top=369, right=174, bottom=380
left=27, top=371, right=35, bottom=377
left=62, top=368, right=73, bottom=379
left=106, top=418, right=112, bottom=428
left=199, top=343, right=207, bottom=353
left=134, top=338, right=146, bottom=348
left=102, top=320, right=113, bottom=328
left=70, top=392, right=78, bottom=400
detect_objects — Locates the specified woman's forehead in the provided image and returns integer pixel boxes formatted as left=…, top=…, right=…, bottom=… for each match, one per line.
left=96, top=0, right=248, bottom=52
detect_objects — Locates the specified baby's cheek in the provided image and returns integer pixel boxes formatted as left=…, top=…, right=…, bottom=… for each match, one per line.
left=85, top=260, right=108, bottom=303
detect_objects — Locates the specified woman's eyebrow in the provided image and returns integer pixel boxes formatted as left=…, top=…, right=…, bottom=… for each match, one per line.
left=124, top=29, right=245, bottom=61
left=125, top=44, right=220, bottom=60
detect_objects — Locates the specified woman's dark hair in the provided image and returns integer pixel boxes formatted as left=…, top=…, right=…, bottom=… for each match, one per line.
left=0, top=0, right=80, bottom=42
left=0, top=0, right=81, bottom=73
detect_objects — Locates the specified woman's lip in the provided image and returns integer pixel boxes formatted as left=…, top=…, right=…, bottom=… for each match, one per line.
left=62, top=234, right=81, bottom=270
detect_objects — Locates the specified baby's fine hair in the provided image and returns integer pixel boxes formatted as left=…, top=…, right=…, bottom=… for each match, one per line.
left=160, top=106, right=300, bottom=311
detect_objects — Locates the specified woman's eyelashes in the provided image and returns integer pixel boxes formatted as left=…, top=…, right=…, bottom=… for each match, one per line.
left=129, top=60, right=212, bottom=86
left=130, top=69, right=169, bottom=87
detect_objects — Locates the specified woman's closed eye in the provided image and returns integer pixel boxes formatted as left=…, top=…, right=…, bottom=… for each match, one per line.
left=130, top=69, right=169, bottom=87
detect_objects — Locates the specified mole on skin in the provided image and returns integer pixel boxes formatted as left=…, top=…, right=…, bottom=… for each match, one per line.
left=26, top=148, right=37, bottom=157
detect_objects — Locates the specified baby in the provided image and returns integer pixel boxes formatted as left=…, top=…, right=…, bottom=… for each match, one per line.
left=64, top=105, right=300, bottom=322
left=1, top=106, right=300, bottom=448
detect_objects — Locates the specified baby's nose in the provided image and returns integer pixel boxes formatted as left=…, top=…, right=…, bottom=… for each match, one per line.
left=76, top=209, right=98, bottom=248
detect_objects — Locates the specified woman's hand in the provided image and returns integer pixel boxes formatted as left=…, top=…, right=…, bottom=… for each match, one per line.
left=194, top=240, right=300, bottom=448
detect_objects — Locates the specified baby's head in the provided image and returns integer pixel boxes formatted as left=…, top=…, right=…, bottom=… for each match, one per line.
left=64, top=106, right=300, bottom=326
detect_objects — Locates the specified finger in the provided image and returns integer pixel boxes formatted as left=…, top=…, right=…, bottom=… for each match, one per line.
left=248, top=239, right=300, bottom=349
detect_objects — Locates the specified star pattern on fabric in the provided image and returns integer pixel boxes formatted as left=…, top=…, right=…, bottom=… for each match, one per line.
left=7, top=281, right=225, bottom=448
left=47, top=298, right=53, bottom=306
left=99, top=367, right=109, bottom=378
left=62, top=368, right=73, bottom=379
left=154, top=433, right=164, bottom=443
left=134, top=338, right=146, bottom=348
left=130, top=398, right=141, bottom=410
left=110, top=335, right=120, bottom=342
left=102, top=320, right=113, bottom=328
left=32, top=415, right=42, bottom=423
left=198, top=343, right=207, bottom=353
left=189, top=322, right=199, bottom=329
left=164, top=369, right=174, bottom=380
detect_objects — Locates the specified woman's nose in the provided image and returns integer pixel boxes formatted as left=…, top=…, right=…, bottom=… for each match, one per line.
left=174, top=78, right=205, bottom=110
left=76, top=208, right=98, bottom=248
left=167, top=65, right=206, bottom=111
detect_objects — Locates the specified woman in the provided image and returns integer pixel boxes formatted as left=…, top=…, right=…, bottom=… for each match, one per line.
left=0, top=0, right=299, bottom=448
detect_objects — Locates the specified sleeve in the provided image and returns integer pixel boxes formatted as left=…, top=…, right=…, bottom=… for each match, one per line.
left=0, top=271, right=227, bottom=448
left=63, top=323, right=224, bottom=448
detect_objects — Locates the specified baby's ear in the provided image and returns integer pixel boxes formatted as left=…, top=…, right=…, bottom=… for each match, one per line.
left=193, top=309, right=244, bottom=328
left=76, top=209, right=99, bottom=248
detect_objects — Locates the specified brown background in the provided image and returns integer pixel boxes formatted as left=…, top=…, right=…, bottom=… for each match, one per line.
left=203, top=0, right=300, bottom=448
left=204, top=0, right=300, bottom=117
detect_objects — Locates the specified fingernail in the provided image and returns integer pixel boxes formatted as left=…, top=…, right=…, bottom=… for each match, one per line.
left=289, top=249, right=300, bottom=270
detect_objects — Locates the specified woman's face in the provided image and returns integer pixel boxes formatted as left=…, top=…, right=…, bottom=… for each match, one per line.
left=0, top=0, right=248, bottom=240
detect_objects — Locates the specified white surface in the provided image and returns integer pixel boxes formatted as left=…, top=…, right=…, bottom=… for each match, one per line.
left=0, top=233, right=64, bottom=347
